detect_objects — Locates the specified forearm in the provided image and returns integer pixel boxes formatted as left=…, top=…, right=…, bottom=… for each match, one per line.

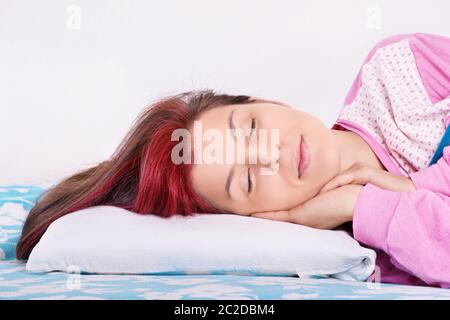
left=353, top=183, right=450, bottom=288
left=409, top=146, right=450, bottom=197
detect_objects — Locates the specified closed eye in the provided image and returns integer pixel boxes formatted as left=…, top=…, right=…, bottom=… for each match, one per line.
left=249, top=117, right=256, bottom=138
left=247, top=167, right=253, bottom=193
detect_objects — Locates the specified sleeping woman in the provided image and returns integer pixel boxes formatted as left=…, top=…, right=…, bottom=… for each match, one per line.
left=17, top=33, right=450, bottom=288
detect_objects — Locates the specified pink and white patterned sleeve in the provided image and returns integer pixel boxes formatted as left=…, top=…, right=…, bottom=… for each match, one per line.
left=407, top=33, right=450, bottom=195
left=352, top=33, right=450, bottom=288
left=344, top=32, right=450, bottom=106
left=408, top=33, right=450, bottom=104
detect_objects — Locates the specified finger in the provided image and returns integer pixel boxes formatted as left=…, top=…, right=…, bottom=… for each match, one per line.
left=319, top=164, right=375, bottom=194
left=319, top=172, right=355, bottom=194
left=368, top=171, right=415, bottom=192
left=250, top=210, right=291, bottom=222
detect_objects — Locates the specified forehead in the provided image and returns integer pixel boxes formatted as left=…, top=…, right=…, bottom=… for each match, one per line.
left=194, top=103, right=239, bottom=126
left=191, top=101, right=280, bottom=128
left=188, top=104, right=236, bottom=209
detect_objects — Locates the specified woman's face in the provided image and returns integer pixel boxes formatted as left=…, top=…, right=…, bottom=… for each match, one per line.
left=189, top=102, right=341, bottom=215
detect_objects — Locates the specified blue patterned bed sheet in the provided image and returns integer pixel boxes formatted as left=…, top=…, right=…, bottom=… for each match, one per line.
left=0, top=184, right=49, bottom=260
left=1, top=184, right=450, bottom=300
left=1, top=260, right=450, bottom=300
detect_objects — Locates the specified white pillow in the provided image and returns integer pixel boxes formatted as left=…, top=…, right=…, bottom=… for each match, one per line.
left=27, top=205, right=376, bottom=281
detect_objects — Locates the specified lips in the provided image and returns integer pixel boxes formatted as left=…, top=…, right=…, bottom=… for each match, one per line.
left=296, top=137, right=302, bottom=178
left=297, top=136, right=310, bottom=179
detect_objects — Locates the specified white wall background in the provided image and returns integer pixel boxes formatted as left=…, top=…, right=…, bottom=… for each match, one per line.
left=1, top=0, right=449, bottom=184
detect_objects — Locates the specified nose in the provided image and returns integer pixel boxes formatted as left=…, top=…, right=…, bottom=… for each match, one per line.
left=246, top=135, right=280, bottom=174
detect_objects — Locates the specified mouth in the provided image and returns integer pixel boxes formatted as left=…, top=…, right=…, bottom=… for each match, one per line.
left=297, top=136, right=310, bottom=179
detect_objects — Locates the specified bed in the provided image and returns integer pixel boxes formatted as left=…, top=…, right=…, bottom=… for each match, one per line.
left=1, top=185, right=450, bottom=300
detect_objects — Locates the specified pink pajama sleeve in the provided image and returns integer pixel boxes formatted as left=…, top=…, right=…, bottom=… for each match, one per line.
left=409, top=33, right=450, bottom=104
left=410, top=146, right=450, bottom=196
left=353, top=147, right=450, bottom=288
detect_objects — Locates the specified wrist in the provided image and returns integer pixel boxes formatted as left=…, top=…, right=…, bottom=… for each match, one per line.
left=348, top=184, right=364, bottom=221
left=352, top=183, right=399, bottom=251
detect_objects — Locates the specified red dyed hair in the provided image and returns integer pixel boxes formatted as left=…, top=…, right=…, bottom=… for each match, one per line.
left=16, top=90, right=262, bottom=260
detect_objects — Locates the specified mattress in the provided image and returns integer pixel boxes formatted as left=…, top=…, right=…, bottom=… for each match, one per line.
left=2, top=259, right=450, bottom=300
left=1, top=184, right=450, bottom=300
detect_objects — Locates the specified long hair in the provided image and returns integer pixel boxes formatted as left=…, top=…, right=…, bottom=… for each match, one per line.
left=16, top=90, right=262, bottom=260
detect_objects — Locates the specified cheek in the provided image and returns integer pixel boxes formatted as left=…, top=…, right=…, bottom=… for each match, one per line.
left=304, top=133, right=341, bottom=189
left=256, top=178, right=301, bottom=210
left=190, top=167, right=225, bottom=209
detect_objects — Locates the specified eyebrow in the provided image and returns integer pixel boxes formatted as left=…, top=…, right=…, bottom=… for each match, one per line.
left=225, top=109, right=237, bottom=198
left=228, top=108, right=236, bottom=132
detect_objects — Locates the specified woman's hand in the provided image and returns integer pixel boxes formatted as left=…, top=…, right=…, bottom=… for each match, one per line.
left=250, top=184, right=364, bottom=229
left=318, top=163, right=416, bottom=194
left=250, top=163, right=417, bottom=229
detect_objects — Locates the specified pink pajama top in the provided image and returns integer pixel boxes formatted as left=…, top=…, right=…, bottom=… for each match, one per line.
left=332, top=33, right=450, bottom=288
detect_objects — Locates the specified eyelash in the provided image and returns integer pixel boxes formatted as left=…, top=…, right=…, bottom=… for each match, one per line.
left=247, top=167, right=253, bottom=193
left=249, top=117, right=256, bottom=138
left=247, top=117, right=256, bottom=194
left=247, top=118, right=256, bottom=193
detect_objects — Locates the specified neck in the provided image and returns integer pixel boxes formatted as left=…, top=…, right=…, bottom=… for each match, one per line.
left=331, top=129, right=386, bottom=174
